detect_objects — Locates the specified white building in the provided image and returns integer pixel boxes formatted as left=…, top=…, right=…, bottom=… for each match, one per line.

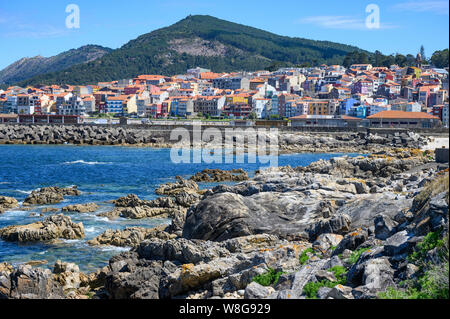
left=442, top=104, right=449, bottom=128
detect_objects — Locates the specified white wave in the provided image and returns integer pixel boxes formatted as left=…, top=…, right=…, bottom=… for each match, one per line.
left=99, top=246, right=131, bottom=252
left=63, top=160, right=112, bottom=165
left=0, top=182, right=10, bottom=185
left=15, top=189, right=32, bottom=195
left=85, top=226, right=99, bottom=233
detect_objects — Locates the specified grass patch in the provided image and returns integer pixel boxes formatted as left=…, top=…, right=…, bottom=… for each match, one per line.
left=303, top=266, right=349, bottom=299
left=328, top=266, right=347, bottom=285
left=299, top=248, right=322, bottom=265
left=252, top=267, right=284, bottom=287
left=408, top=230, right=445, bottom=265
left=348, top=247, right=371, bottom=265
left=379, top=233, right=449, bottom=299
left=303, top=280, right=337, bottom=299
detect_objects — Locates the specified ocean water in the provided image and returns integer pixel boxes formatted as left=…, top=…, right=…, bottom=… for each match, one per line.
left=0, top=145, right=361, bottom=272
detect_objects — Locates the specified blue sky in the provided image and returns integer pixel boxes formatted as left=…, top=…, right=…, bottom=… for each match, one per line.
left=0, top=0, right=448, bottom=69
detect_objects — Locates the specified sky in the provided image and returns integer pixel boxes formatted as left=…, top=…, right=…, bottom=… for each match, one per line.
left=0, top=0, right=448, bottom=69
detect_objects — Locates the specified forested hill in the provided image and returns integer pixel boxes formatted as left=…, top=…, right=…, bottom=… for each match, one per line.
left=18, top=15, right=367, bottom=86
left=0, top=45, right=112, bottom=85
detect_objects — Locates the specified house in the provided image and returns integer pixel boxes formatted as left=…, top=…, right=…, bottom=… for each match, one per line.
left=339, top=98, right=357, bottom=115
left=223, top=103, right=252, bottom=118
left=352, top=80, right=373, bottom=95
left=308, top=100, right=329, bottom=116
left=194, top=96, right=226, bottom=117
left=252, top=98, right=271, bottom=119
left=366, top=111, right=441, bottom=128
left=350, top=64, right=373, bottom=71
left=442, top=104, right=449, bottom=128
left=176, top=98, right=195, bottom=117
left=213, top=76, right=250, bottom=91
left=106, top=95, right=137, bottom=115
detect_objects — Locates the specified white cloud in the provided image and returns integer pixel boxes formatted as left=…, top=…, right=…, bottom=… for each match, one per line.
left=392, top=1, right=449, bottom=15
left=298, top=16, right=397, bottom=30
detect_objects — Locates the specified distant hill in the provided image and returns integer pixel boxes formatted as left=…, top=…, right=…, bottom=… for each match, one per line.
left=18, top=15, right=368, bottom=86
left=0, top=45, right=112, bottom=85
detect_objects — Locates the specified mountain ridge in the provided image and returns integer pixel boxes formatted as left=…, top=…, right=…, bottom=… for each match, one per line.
left=16, top=15, right=369, bottom=86
left=0, top=45, right=113, bottom=85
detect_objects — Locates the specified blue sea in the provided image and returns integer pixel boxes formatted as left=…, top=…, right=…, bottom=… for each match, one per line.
left=0, top=145, right=360, bottom=272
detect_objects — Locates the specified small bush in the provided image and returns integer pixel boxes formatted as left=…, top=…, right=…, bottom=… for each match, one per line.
left=408, top=230, right=444, bottom=265
left=348, top=247, right=371, bottom=265
left=299, top=248, right=315, bottom=265
left=252, top=268, right=284, bottom=287
left=303, top=280, right=337, bottom=299
left=328, top=266, right=347, bottom=285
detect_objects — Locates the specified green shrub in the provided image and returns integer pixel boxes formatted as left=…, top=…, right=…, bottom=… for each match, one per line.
left=348, top=247, right=371, bottom=265
left=328, top=266, right=347, bottom=285
left=303, top=280, right=338, bottom=299
left=299, top=248, right=315, bottom=265
left=408, top=230, right=444, bottom=265
left=252, top=268, right=284, bottom=287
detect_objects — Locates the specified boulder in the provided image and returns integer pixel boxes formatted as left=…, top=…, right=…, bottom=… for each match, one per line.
left=23, top=186, right=80, bottom=206
left=244, top=282, right=274, bottom=299
left=190, top=169, right=249, bottom=183
left=0, top=196, right=19, bottom=213
left=183, top=191, right=328, bottom=241
left=1, top=265, right=64, bottom=299
left=307, top=214, right=351, bottom=242
left=384, top=230, right=415, bottom=257
left=155, top=176, right=199, bottom=196
left=61, top=203, right=99, bottom=213
left=326, top=285, right=354, bottom=299
left=0, top=214, right=84, bottom=242
left=313, top=233, right=343, bottom=253
left=374, top=215, right=398, bottom=240
left=332, top=229, right=368, bottom=256
left=88, top=226, right=173, bottom=247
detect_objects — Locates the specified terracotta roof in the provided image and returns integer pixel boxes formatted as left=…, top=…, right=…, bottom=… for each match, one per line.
left=367, top=111, right=439, bottom=120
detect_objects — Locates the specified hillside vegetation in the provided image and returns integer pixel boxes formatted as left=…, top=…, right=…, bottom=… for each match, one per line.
left=18, top=15, right=366, bottom=86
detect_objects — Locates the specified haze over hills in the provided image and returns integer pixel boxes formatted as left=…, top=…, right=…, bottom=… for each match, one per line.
left=0, top=45, right=113, bottom=85
left=15, top=15, right=368, bottom=86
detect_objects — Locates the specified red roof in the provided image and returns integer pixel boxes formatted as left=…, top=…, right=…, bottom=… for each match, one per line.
left=367, top=111, right=439, bottom=120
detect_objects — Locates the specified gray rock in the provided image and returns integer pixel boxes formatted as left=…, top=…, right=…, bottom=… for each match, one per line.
left=326, top=285, right=354, bottom=299
left=244, top=282, right=274, bottom=299
left=317, top=287, right=332, bottom=299
left=374, top=215, right=398, bottom=240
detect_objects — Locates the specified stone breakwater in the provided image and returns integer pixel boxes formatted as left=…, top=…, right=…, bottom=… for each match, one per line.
left=0, top=152, right=448, bottom=299
left=0, top=124, right=434, bottom=153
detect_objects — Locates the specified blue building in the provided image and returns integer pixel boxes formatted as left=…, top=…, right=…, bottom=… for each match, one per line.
left=339, top=98, right=357, bottom=115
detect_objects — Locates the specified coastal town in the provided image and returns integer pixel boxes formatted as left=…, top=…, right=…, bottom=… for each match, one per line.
left=0, top=53, right=448, bottom=129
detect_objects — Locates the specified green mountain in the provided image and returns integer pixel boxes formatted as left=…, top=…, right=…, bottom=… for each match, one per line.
left=19, top=15, right=368, bottom=86
left=0, top=45, right=112, bottom=85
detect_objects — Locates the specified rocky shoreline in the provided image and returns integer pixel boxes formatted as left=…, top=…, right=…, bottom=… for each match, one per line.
left=0, top=124, right=438, bottom=154
left=0, top=149, right=448, bottom=299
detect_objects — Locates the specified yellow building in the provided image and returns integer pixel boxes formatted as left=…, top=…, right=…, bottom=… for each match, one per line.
left=308, top=101, right=329, bottom=115
left=226, top=94, right=251, bottom=105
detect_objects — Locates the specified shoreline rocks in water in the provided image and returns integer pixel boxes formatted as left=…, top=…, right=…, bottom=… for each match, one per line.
left=0, top=196, right=19, bottom=213
left=0, top=148, right=448, bottom=300
left=99, top=180, right=203, bottom=221
left=0, top=124, right=437, bottom=154
left=190, top=169, right=249, bottom=182
left=23, top=186, right=81, bottom=206
left=0, top=214, right=85, bottom=242
left=155, top=176, right=199, bottom=196
left=87, top=225, right=175, bottom=247
left=62, top=203, right=99, bottom=213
